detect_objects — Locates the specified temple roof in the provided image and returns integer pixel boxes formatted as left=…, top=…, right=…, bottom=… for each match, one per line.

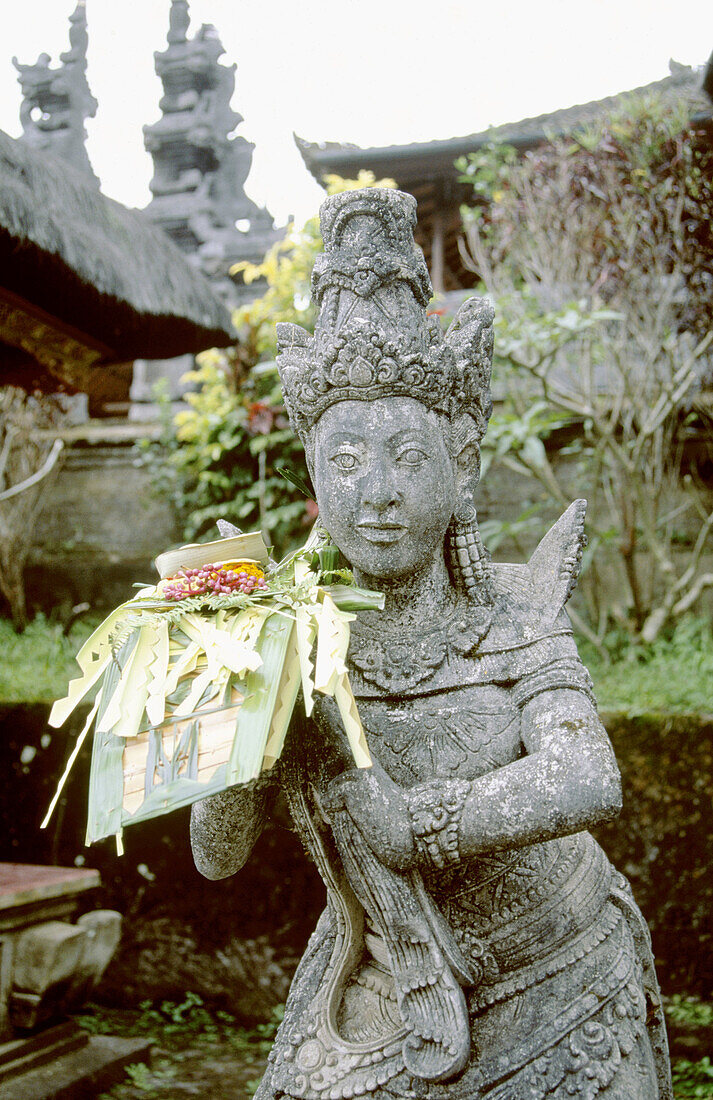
left=143, top=0, right=283, bottom=308
left=297, top=63, right=712, bottom=184
left=296, top=62, right=712, bottom=292
left=0, top=127, right=234, bottom=389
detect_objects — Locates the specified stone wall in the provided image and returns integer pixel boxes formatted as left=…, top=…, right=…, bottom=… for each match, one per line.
left=25, top=435, right=713, bottom=621
left=26, top=441, right=180, bottom=612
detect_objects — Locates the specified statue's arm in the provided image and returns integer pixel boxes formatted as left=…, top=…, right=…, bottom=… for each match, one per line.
left=457, top=688, right=622, bottom=859
left=325, top=687, right=621, bottom=872
left=190, top=773, right=278, bottom=881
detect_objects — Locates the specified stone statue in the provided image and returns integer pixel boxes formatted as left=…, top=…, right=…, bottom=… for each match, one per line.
left=144, top=0, right=282, bottom=308
left=13, top=1, right=99, bottom=185
left=190, top=188, right=672, bottom=1098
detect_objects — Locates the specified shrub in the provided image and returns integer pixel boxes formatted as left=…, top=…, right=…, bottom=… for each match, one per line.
left=140, top=360, right=313, bottom=554
left=460, top=96, right=713, bottom=643
left=0, top=389, right=66, bottom=627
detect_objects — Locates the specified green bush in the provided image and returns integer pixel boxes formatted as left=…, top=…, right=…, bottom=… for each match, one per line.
left=459, top=96, right=713, bottom=644
left=667, top=995, right=713, bottom=1029
left=580, top=616, right=713, bottom=715
left=138, top=359, right=313, bottom=555
left=0, top=614, right=96, bottom=703
left=672, top=1057, right=713, bottom=1098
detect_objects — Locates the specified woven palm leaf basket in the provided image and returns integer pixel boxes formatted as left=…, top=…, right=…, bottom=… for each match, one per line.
left=45, top=529, right=379, bottom=850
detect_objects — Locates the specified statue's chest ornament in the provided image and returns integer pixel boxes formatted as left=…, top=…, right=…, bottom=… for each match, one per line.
left=348, top=604, right=493, bottom=693
left=365, top=706, right=520, bottom=782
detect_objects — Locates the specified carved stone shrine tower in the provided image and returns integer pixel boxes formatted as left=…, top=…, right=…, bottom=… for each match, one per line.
left=143, top=0, right=282, bottom=309
left=13, top=1, right=99, bottom=186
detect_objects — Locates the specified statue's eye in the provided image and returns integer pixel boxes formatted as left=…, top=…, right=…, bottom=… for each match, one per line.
left=398, top=447, right=427, bottom=465
left=332, top=452, right=358, bottom=471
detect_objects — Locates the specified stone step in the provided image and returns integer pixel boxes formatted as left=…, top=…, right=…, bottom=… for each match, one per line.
left=0, top=1020, right=87, bottom=1080
left=1, top=1032, right=153, bottom=1100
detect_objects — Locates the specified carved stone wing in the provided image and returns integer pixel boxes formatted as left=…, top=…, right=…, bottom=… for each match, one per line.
left=490, top=499, right=587, bottom=636
left=527, top=499, right=587, bottom=630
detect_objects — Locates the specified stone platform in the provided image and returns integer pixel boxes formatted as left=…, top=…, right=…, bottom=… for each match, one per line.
left=0, top=864, right=127, bottom=1097
left=0, top=1020, right=152, bottom=1099
left=0, top=863, right=100, bottom=930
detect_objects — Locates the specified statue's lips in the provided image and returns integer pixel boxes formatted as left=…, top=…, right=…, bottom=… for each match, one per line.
left=356, top=522, right=406, bottom=544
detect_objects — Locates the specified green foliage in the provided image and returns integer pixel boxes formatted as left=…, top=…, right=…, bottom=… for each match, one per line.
left=456, top=141, right=518, bottom=229
left=134, top=991, right=233, bottom=1043
left=86, top=995, right=283, bottom=1099
left=0, top=613, right=96, bottom=702
left=572, top=91, right=691, bottom=167
left=461, top=96, right=713, bottom=338
left=121, top=1061, right=177, bottom=1095
left=672, top=1057, right=713, bottom=1098
left=491, top=296, right=622, bottom=376
left=579, top=616, right=713, bottom=715
left=478, top=504, right=548, bottom=556
left=461, top=95, right=713, bottom=642
left=667, top=996, right=713, bottom=1029
left=481, top=398, right=571, bottom=480
left=77, top=994, right=283, bottom=1051
left=138, top=360, right=313, bottom=555
left=233, top=218, right=320, bottom=363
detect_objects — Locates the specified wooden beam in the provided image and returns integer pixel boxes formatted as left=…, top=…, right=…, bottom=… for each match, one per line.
left=0, top=285, right=112, bottom=376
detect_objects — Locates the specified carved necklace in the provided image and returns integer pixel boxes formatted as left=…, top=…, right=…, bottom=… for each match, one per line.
left=348, top=600, right=494, bottom=693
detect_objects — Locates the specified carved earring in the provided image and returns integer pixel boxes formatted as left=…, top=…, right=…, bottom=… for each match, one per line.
left=447, top=498, right=492, bottom=603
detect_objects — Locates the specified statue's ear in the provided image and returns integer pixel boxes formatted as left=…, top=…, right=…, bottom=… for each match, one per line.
left=450, top=412, right=482, bottom=496
left=303, top=434, right=317, bottom=484
left=455, top=440, right=481, bottom=496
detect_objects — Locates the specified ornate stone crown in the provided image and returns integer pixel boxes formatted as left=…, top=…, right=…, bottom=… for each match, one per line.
left=276, top=188, right=494, bottom=441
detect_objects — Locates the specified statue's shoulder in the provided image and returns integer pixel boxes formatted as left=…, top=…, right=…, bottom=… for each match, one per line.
left=484, top=500, right=587, bottom=645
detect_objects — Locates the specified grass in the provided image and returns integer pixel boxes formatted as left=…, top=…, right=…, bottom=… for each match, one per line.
left=579, top=616, right=713, bottom=716
left=1, top=612, right=712, bottom=715
left=0, top=613, right=97, bottom=703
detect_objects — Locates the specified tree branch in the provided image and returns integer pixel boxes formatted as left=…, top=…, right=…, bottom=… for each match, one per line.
left=0, top=439, right=64, bottom=502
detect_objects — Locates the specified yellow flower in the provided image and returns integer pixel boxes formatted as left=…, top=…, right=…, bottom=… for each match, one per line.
left=216, top=560, right=265, bottom=580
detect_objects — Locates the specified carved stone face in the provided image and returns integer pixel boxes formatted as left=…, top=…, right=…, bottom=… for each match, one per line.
left=311, top=397, right=456, bottom=581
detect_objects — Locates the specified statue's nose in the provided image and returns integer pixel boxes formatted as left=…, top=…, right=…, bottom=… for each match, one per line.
left=361, top=467, right=400, bottom=509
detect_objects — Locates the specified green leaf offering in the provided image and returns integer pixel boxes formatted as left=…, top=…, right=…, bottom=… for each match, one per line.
left=44, top=530, right=383, bottom=850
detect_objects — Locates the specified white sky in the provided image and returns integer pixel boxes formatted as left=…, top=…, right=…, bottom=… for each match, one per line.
left=0, top=0, right=711, bottom=226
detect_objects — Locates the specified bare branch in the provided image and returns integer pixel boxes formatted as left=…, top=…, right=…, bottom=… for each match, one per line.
left=672, top=573, right=713, bottom=617
left=0, top=439, right=64, bottom=501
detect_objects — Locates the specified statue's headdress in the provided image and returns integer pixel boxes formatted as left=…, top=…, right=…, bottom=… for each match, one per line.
left=276, top=188, right=494, bottom=443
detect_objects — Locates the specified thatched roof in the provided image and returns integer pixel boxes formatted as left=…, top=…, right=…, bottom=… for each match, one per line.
left=0, top=127, right=234, bottom=378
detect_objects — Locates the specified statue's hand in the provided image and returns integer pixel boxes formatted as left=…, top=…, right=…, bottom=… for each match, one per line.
left=321, top=762, right=416, bottom=873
